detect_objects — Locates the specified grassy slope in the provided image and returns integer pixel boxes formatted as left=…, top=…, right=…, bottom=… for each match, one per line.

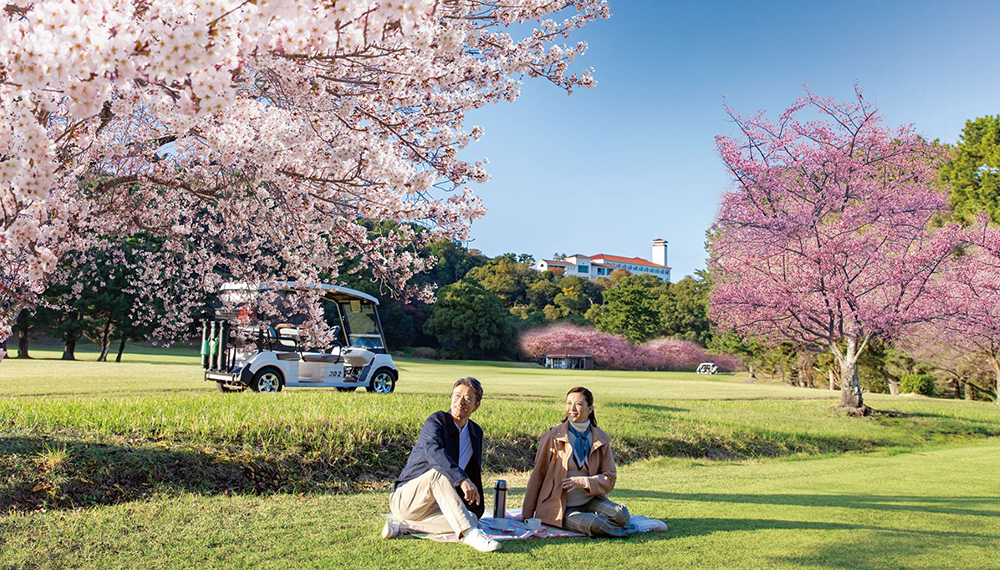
left=2, top=347, right=999, bottom=569
left=1, top=442, right=996, bottom=570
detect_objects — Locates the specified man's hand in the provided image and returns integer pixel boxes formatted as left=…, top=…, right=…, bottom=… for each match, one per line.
left=561, top=477, right=588, bottom=492
left=459, top=479, right=480, bottom=505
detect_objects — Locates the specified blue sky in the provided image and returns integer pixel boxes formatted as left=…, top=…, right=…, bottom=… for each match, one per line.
left=462, top=0, right=1000, bottom=279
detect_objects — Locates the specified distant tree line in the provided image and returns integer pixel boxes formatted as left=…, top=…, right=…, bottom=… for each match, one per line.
left=8, top=233, right=209, bottom=362
left=336, top=242, right=713, bottom=362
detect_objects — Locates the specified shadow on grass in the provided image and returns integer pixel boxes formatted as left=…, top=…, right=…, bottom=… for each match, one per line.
left=662, top=517, right=993, bottom=540
left=888, top=409, right=1000, bottom=428
left=607, top=402, right=689, bottom=414
left=614, top=490, right=1000, bottom=519
left=495, top=515, right=993, bottom=557
left=0, top=435, right=408, bottom=513
left=773, top=527, right=996, bottom=570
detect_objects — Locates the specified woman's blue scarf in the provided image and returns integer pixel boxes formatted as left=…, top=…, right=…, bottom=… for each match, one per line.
left=567, top=421, right=592, bottom=467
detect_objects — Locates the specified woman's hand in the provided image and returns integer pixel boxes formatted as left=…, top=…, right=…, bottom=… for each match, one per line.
left=561, top=477, right=588, bottom=491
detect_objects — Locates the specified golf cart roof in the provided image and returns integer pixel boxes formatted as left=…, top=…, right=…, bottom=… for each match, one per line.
left=220, top=281, right=380, bottom=305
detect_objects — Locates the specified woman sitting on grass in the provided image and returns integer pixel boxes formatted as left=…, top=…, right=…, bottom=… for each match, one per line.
left=521, top=386, right=631, bottom=538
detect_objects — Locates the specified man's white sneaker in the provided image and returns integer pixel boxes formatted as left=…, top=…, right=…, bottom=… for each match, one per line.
left=460, top=528, right=500, bottom=552
left=381, top=520, right=401, bottom=539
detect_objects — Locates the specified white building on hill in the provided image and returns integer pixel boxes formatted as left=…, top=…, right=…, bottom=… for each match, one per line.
left=533, top=239, right=671, bottom=282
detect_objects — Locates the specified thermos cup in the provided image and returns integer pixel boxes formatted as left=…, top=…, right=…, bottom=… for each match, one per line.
left=493, top=479, right=508, bottom=519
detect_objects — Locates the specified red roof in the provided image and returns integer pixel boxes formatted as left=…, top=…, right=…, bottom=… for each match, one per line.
left=591, top=254, right=670, bottom=269
left=540, top=259, right=571, bottom=266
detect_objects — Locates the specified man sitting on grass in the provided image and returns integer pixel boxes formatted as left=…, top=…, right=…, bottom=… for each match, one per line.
left=382, top=377, right=500, bottom=553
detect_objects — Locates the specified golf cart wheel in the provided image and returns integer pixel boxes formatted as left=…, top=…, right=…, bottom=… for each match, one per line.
left=216, top=382, right=244, bottom=393
left=336, top=387, right=356, bottom=392
left=250, top=368, right=283, bottom=393
left=366, top=369, right=396, bottom=395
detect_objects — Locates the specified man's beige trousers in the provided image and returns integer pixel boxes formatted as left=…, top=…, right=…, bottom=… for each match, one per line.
left=389, top=469, right=479, bottom=536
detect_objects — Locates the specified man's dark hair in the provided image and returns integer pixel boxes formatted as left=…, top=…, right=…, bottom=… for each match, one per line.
left=453, top=377, right=483, bottom=404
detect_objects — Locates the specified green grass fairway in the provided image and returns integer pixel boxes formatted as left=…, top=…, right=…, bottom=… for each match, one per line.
left=2, top=347, right=998, bottom=569
left=3, top=344, right=830, bottom=400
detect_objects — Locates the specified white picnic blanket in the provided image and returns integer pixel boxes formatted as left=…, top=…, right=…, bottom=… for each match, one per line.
left=384, top=508, right=668, bottom=542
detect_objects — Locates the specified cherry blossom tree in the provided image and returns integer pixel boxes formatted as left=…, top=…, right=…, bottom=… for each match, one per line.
left=708, top=87, right=964, bottom=411
left=520, top=324, right=641, bottom=369
left=914, top=222, right=1000, bottom=404
left=0, top=0, right=609, bottom=343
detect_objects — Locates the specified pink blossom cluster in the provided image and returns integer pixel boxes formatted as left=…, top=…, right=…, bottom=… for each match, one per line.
left=519, top=324, right=743, bottom=372
left=641, top=337, right=742, bottom=372
left=0, top=1, right=610, bottom=341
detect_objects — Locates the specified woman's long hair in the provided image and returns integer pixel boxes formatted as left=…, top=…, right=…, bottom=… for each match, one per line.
left=562, top=386, right=597, bottom=426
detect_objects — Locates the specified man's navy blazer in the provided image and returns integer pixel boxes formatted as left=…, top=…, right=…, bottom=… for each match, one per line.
left=393, top=410, right=485, bottom=518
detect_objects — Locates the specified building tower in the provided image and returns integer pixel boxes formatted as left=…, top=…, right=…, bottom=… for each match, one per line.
left=651, top=238, right=668, bottom=267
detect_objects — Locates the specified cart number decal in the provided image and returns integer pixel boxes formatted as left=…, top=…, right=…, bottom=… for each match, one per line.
left=328, top=370, right=342, bottom=378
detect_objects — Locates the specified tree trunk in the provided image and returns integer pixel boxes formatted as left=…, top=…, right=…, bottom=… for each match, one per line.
left=16, top=310, right=30, bottom=359
left=887, top=375, right=900, bottom=396
left=63, top=335, right=77, bottom=361
left=17, top=326, right=30, bottom=358
left=97, top=319, right=112, bottom=362
left=836, top=337, right=865, bottom=409
left=947, top=378, right=960, bottom=399
left=840, top=361, right=864, bottom=408
left=115, top=336, right=126, bottom=363
left=799, top=350, right=816, bottom=388
left=993, top=359, right=1000, bottom=406
left=955, top=378, right=967, bottom=400
left=829, top=368, right=836, bottom=390
left=62, top=311, right=80, bottom=360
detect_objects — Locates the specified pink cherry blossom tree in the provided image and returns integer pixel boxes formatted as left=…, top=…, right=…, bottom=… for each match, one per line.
left=708, top=87, right=964, bottom=411
left=913, top=222, right=1000, bottom=404
left=0, top=0, right=610, bottom=343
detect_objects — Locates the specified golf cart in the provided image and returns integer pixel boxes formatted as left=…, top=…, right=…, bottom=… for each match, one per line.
left=696, top=362, right=719, bottom=375
left=201, top=281, right=398, bottom=394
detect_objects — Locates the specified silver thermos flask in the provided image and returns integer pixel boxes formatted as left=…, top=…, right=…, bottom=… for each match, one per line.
left=493, top=479, right=508, bottom=519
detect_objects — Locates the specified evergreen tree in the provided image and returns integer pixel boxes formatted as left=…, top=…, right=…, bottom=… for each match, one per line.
left=941, top=116, right=1000, bottom=224
left=594, top=284, right=661, bottom=343
left=424, top=279, right=517, bottom=359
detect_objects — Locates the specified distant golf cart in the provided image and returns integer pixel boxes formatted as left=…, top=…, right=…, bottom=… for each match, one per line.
left=201, top=282, right=398, bottom=394
left=696, top=362, right=719, bottom=375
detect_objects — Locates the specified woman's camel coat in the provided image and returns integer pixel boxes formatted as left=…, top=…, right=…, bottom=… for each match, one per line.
left=521, top=422, right=617, bottom=527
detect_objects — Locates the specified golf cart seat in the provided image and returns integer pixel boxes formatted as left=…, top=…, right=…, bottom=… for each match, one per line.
left=275, top=352, right=300, bottom=361
left=301, top=353, right=340, bottom=364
